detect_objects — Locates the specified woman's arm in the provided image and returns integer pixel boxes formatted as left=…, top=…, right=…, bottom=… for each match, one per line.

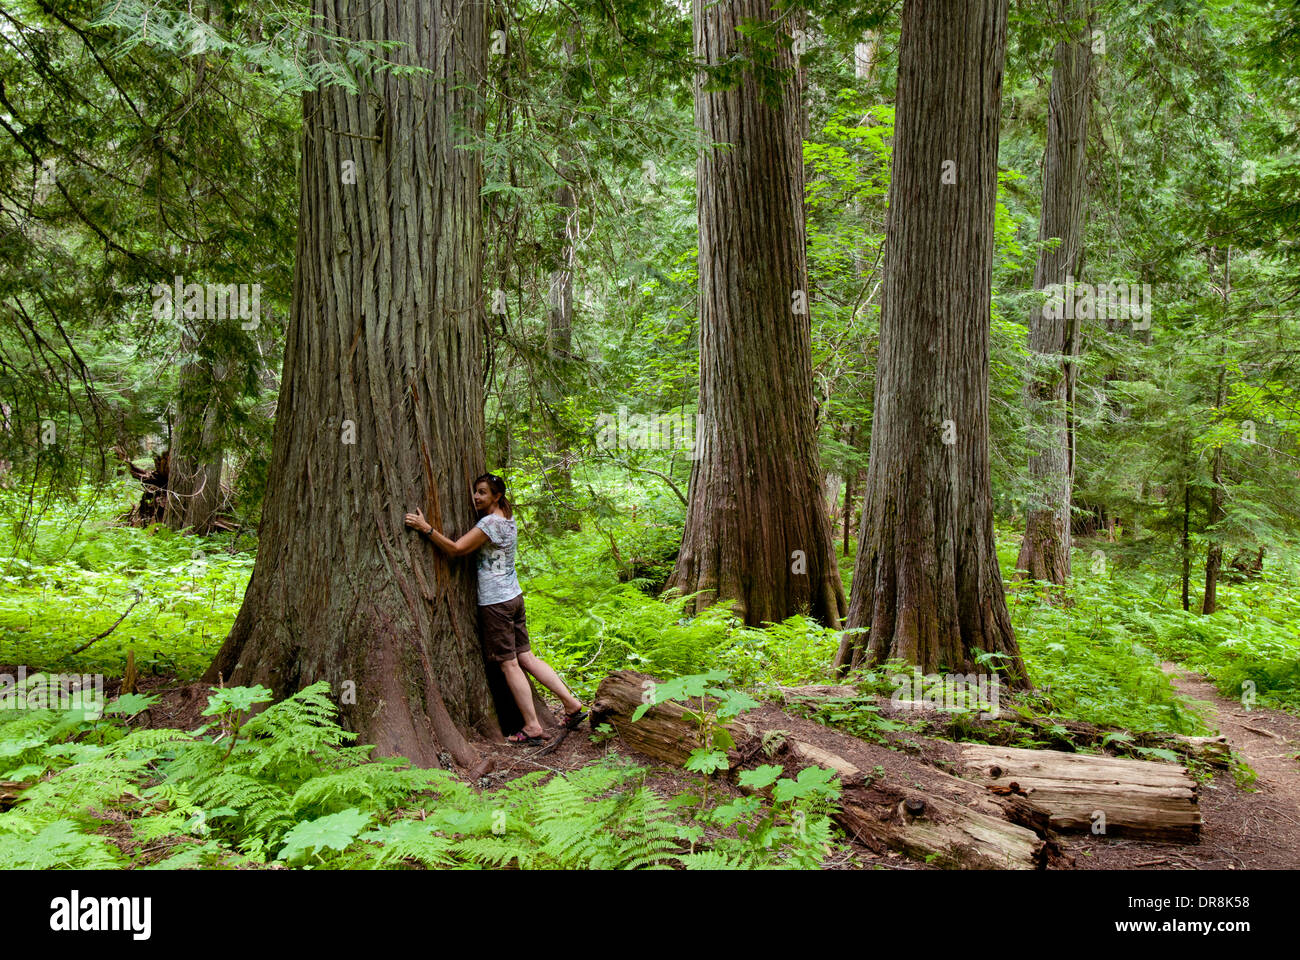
left=404, top=508, right=488, bottom=556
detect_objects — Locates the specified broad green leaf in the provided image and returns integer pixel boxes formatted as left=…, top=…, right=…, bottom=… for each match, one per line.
left=278, top=808, right=371, bottom=862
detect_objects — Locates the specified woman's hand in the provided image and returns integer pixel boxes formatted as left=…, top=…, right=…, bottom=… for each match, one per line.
left=406, top=508, right=487, bottom=556
left=404, top=508, right=433, bottom=534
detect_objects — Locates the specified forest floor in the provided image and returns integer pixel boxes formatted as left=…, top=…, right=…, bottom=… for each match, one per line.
left=469, top=669, right=1300, bottom=871
left=42, top=661, right=1300, bottom=870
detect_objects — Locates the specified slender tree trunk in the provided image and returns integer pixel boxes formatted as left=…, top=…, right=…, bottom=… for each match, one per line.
left=1202, top=426, right=1225, bottom=614
left=1181, top=465, right=1191, bottom=612
left=1016, top=0, right=1091, bottom=586
left=1202, top=250, right=1230, bottom=615
left=166, top=360, right=224, bottom=534
left=842, top=437, right=856, bottom=557
left=204, top=0, right=500, bottom=767
left=667, top=0, right=846, bottom=628
left=835, top=0, right=1027, bottom=684
left=541, top=138, right=578, bottom=531
left=1202, top=375, right=1227, bottom=613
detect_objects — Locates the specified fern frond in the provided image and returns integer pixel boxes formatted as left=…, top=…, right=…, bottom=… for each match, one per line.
left=0, top=817, right=124, bottom=869
left=356, top=820, right=458, bottom=868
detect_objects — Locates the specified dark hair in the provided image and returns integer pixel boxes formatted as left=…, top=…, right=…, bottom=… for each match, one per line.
left=474, top=473, right=512, bottom=519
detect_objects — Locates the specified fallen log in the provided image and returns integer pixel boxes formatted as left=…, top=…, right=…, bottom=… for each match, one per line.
left=777, top=684, right=859, bottom=701
left=960, top=744, right=1201, bottom=841
left=778, top=738, right=1048, bottom=869
left=778, top=685, right=1231, bottom=767
left=592, top=671, right=1047, bottom=869
left=1, top=780, right=28, bottom=811
left=589, top=671, right=750, bottom=767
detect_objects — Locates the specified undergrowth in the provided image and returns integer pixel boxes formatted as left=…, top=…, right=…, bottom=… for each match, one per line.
left=0, top=681, right=839, bottom=870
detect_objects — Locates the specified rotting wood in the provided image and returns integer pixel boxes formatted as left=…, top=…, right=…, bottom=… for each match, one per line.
left=0, top=781, right=28, bottom=811
left=961, top=744, right=1201, bottom=841
left=593, top=671, right=1046, bottom=869
left=778, top=685, right=1231, bottom=767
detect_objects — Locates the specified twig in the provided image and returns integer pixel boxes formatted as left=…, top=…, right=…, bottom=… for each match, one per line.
left=601, top=455, right=689, bottom=504
left=67, top=589, right=144, bottom=655
left=533, top=726, right=572, bottom=758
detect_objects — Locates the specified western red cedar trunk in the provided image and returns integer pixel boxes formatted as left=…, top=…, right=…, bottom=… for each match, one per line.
left=204, top=0, right=501, bottom=767
left=667, top=0, right=846, bottom=628
left=835, top=0, right=1028, bottom=684
left=1202, top=254, right=1229, bottom=615
left=166, top=332, right=224, bottom=534
left=541, top=138, right=578, bottom=532
left=1181, top=455, right=1192, bottom=612
left=166, top=382, right=223, bottom=533
left=1017, top=0, right=1092, bottom=586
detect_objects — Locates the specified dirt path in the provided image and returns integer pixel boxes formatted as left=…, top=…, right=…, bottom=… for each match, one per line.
left=1071, top=663, right=1300, bottom=869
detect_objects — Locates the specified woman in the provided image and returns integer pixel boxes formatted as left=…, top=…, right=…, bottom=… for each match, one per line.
left=404, top=473, right=585, bottom=745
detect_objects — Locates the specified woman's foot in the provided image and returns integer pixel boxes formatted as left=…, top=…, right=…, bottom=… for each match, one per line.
left=558, top=706, right=587, bottom=730
left=507, top=730, right=546, bottom=746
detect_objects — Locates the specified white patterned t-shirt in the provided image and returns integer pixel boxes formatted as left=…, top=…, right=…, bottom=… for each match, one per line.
left=475, top=514, right=522, bottom=606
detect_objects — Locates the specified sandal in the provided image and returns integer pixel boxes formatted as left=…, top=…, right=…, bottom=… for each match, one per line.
left=507, top=731, right=546, bottom=746
left=560, top=708, right=588, bottom=730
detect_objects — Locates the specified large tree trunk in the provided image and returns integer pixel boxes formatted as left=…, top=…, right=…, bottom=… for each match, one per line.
left=1016, top=1, right=1091, bottom=585
left=667, top=0, right=846, bottom=628
left=204, top=0, right=499, bottom=768
left=836, top=0, right=1027, bottom=683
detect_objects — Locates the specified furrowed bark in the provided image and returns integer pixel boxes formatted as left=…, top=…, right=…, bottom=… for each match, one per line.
left=667, top=0, right=846, bottom=629
left=837, top=0, right=1027, bottom=684
left=1017, top=0, right=1092, bottom=586
left=204, top=0, right=504, bottom=768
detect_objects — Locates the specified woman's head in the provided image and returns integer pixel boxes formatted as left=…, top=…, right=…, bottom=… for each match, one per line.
left=473, top=473, right=512, bottom=519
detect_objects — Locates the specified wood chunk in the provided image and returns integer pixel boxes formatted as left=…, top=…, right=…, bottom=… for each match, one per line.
left=0, top=780, right=28, bottom=811
left=961, top=744, right=1201, bottom=841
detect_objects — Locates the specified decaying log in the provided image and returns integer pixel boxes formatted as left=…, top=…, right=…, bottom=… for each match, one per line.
left=592, top=671, right=1047, bottom=869
left=1, top=781, right=28, bottom=811
left=778, top=685, right=1231, bottom=768
left=961, top=744, right=1201, bottom=841
left=778, top=738, right=1048, bottom=869
left=590, top=671, right=750, bottom=767
left=777, top=684, right=859, bottom=701
left=1176, top=735, right=1231, bottom=767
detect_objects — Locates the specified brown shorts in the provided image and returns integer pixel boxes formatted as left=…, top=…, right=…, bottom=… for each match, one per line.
left=478, top=593, right=531, bottom=663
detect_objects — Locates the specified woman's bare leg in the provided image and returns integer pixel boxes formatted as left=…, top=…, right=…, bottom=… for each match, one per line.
left=499, top=659, right=545, bottom=736
left=516, top=650, right=581, bottom=713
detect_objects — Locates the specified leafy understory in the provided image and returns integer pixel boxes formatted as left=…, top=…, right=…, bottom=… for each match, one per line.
left=0, top=681, right=841, bottom=870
